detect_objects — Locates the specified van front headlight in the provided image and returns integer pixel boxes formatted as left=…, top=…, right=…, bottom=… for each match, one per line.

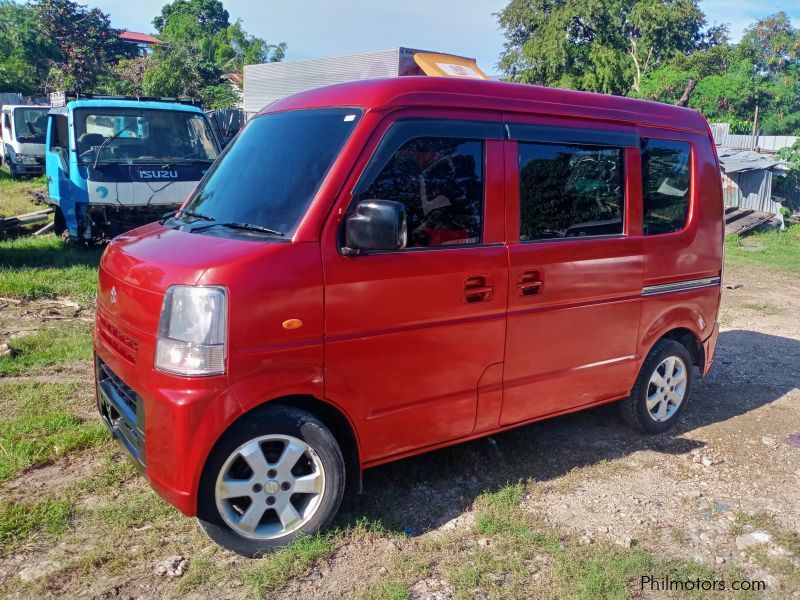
left=155, top=286, right=227, bottom=376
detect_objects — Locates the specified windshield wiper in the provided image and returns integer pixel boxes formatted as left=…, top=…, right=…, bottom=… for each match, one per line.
left=93, top=126, right=135, bottom=169
left=161, top=153, right=214, bottom=168
left=191, top=220, right=285, bottom=237
left=160, top=207, right=214, bottom=225
left=179, top=208, right=214, bottom=221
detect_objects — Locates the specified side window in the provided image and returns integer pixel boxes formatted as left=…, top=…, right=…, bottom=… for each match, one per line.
left=518, top=143, right=624, bottom=241
left=49, top=115, right=70, bottom=174
left=641, top=138, right=690, bottom=235
left=354, top=137, right=484, bottom=248
left=49, top=115, right=69, bottom=151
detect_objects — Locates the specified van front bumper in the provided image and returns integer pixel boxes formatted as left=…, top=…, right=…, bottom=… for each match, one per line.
left=94, top=330, right=243, bottom=516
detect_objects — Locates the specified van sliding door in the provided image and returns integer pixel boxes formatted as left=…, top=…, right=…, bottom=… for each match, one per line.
left=500, top=118, right=644, bottom=425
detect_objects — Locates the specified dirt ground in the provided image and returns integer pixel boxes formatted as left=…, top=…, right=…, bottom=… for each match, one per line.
left=1, top=260, right=799, bottom=599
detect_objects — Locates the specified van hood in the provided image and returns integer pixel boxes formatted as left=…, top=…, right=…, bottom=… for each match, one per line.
left=98, top=222, right=282, bottom=334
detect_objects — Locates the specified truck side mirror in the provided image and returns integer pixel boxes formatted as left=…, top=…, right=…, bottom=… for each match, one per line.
left=343, top=199, right=407, bottom=255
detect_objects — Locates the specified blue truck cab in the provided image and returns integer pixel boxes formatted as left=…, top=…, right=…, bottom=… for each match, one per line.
left=45, top=92, right=221, bottom=241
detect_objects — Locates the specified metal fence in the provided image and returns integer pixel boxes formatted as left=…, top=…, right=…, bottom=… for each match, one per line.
left=710, top=123, right=797, bottom=154
left=0, top=92, right=23, bottom=105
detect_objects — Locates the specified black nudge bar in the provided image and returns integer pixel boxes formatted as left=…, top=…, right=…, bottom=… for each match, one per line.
left=97, top=358, right=145, bottom=470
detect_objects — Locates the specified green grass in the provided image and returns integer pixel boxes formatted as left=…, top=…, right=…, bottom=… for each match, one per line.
left=360, top=581, right=409, bottom=600
left=0, top=320, right=93, bottom=376
left=0, top=381, right=107, bottom=481
left=742, top=302, right=782, bottom=316
left=438, top=484, right=763, bottom=599
left=242, top=535, right=335, bottom=597
left=0, top=497, right=72, bottom=554
left=92, top=489, right=176, bottom=529
left=0, top=235, right=101, bottom=303
left=177, top=557, right=222, bottom=593
left=0, top=167, right=46, bottom=218
left=78, top=453, right=139, bottom=494
left=725, top=224, right=800, bottom=273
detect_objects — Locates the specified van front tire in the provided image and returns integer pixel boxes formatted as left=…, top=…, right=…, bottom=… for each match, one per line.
left=196, top=405, right=345, bottom=557
left=620, top=339, right=693, bottom=434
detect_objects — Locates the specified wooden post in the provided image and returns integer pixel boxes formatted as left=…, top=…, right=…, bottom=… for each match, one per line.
left=751, top=105, right=759, bottom=150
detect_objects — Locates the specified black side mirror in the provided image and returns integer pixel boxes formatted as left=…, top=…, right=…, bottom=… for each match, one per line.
left=343, top=199, right=407, bottom=255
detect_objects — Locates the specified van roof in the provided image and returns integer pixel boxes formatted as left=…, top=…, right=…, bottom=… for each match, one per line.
left=261, top=77, right=709, bottom=134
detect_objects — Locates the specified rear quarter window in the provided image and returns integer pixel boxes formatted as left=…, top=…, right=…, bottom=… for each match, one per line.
left=518, top=142, right=625, bottom=241
left=641, top=139, right=691, bottom=235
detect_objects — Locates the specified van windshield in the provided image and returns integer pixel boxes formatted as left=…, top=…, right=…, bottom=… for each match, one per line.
left=13, top=107, right=48, bottom=144
left=178, top=108, right=362, bottom=237
left=74, top=108, right=218, bottom=165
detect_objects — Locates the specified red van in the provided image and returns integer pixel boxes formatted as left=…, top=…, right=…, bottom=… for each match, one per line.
left=95, top=77, right=723, bottom=556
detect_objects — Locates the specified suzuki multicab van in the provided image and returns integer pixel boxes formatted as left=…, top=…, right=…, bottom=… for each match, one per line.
left=95, top=77, right=723, bottom=556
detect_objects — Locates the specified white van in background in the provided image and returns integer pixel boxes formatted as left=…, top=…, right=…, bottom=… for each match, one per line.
left=1, top=105, right=49, bottom=178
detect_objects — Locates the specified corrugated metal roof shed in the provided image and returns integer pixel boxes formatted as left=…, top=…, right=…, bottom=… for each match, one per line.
left=718, top=147, right=784, bottom=226
left=717, top=148, right=781, bottom=173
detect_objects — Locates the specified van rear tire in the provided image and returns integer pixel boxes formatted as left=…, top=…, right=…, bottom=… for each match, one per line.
left=196, top=405, right=345, bottom=557
left=620, top=339, right=693, bottom=433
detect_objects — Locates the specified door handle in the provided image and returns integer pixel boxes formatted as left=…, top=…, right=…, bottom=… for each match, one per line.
left=464, top=275, right=493, bottom=303
left=516, top=271, right=542, bottom=296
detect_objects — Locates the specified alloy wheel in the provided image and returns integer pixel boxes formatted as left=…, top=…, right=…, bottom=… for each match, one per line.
left=646, top=356, right=687, bottom=422
left=214, top=434, right=325, bottom=540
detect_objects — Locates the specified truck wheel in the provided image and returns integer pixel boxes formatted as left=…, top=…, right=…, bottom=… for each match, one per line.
left=8, top=163, right=18, bottom=179
left=619, top=339, right=693, bottom=434
left=197, top=405, right=345, bottom=557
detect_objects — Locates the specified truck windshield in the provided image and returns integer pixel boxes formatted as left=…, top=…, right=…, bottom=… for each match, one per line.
left=13, top=107, right=48, bottom=144
left=74, top=108, right=218, bottom=165
left=178, top=108, right=362, bottom=237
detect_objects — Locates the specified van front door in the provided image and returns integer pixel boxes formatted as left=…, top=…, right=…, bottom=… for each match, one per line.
left=322, top=116, right=507, bottom=464
left=500, top=121, right=644, bottom=425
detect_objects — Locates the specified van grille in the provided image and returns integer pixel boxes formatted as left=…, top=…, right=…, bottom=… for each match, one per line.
left=97, top=312, right=138, bottom=363
left=97, top=358, right=145, bottom=468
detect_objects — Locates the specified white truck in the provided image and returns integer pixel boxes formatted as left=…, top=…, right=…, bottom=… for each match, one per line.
left=0, top=104, right=49, bottom=178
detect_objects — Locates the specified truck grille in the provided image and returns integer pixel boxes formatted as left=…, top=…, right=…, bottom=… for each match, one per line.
left=97, top=312, right=138, bottom=364
left=97, top=358, right=145, bottom=468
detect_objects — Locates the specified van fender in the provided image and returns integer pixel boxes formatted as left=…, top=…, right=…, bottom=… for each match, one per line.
left=190, top=365, right=362, bottom=508
left=638, top=305, right=708, bottom=367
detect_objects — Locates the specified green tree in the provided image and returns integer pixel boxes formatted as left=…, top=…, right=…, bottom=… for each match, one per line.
left=97, top=55, right=152, bottom=96
left=497, top=0, right=713, bottom=95
left=214, top=20, right=285, bottom=73
left=0, top=1, right=57, bottom=94
left=153, top=0, right=229, bottom=36
left=144, top=0, right=285, bottom=108
left=34, top=0, right=135, bottom=92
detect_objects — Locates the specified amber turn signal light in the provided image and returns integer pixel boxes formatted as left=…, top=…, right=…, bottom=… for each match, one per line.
left=282, top=318, right=303, bottom=330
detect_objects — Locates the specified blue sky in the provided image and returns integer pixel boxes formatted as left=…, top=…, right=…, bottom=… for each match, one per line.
left=90, top=0, right=800, bottom=76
